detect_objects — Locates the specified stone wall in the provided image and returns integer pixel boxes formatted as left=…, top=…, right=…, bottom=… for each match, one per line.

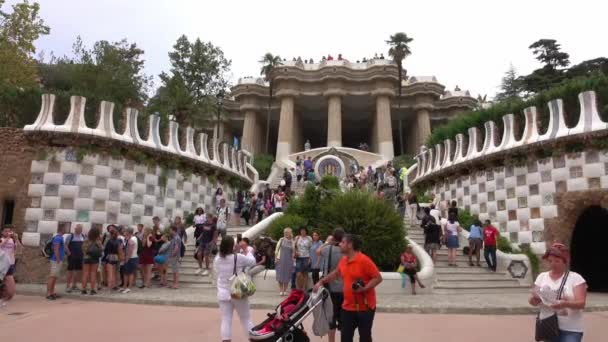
left=431, top=151, right=608, bottom=253
left=0, top=128, right=36, bottom=235
left=22, top=148, right=237, bottom=247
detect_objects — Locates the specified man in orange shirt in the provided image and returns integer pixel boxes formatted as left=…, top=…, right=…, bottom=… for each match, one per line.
left=314, top=234, right=383, bottom=342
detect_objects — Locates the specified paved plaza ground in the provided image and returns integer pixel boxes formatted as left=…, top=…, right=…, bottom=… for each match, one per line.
left=1, top=295, right=607, bottom=341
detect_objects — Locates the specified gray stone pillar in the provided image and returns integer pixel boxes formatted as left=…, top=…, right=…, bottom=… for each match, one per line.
left=327, top=95, right=342, bottom=147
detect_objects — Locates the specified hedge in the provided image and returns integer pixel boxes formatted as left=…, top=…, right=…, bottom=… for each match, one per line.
left=427, top=72, right=608, bottom=147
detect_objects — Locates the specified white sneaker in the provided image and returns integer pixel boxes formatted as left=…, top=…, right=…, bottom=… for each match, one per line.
left=195, top=268, right=202, bottom=275
left=121, top=288, right=131, bottom=294
left=201, top=269, right=209, bottom=276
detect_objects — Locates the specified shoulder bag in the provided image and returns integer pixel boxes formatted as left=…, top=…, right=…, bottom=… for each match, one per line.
left=535, top=271, right=569, bottom=341
left=230, top=254, right=256, bottom=299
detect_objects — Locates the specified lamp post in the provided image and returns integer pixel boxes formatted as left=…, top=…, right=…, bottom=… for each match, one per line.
left=215, top=90, right=224, bottom=143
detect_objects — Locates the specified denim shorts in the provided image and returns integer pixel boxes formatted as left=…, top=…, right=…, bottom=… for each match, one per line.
left=123, top=257, right=139, bottom=275
left=295, top=257, right=310, bottom=273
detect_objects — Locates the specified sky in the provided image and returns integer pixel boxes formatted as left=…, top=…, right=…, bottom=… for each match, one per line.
left=14, top=0, right=608, bottom=99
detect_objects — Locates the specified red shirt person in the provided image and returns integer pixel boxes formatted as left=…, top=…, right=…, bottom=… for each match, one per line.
left=313, top=234, right=382, bottom=342
left=483, top=220, right=499, bottom=271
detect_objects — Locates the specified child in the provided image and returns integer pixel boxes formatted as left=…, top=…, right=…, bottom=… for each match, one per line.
left=399, top=245, right=425, bottom=295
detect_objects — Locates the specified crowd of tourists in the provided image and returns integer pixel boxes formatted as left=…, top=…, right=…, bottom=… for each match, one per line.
left=289, top=52, right=387, bottom=65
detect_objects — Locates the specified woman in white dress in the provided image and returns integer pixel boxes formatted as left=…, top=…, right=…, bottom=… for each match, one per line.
left=214, top=236, right=256, bottom=342
left=529, top=243, right=587, bottom=342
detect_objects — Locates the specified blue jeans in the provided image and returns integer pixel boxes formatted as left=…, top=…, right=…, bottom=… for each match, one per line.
left=550, top=330, right=583, bottom=342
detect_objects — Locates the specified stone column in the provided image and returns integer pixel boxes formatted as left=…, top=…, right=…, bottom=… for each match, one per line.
left=376, top=95, right=394, bottom=160
left=276, top=96, right=294, bottom=161
left=327, top=95, right=342, bottom=147
left=415, top=109, right=432, bottom=150
left=242, top=110, right=258, bottom=154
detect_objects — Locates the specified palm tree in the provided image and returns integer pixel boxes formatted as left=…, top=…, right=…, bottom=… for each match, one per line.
left=386, top=32, right=414, bottom=105
left=259, top=53, right=282, bottom=154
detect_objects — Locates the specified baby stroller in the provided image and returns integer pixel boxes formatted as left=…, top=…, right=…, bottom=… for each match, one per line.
left=249, top=288, right=330, bottom=342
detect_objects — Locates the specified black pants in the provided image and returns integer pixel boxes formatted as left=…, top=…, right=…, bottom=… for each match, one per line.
left=311, top=268, right=320, bottom=284
left=341, top=309, right=375, bottom=342
left=484, top=245, right=497, bottom=271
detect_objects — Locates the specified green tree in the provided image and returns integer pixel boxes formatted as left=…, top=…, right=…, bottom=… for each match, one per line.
left=259, top=53, right=282, bottom=153
left=529, top=39, right=570, bottom=69
left=495, top=64, right=521, bottom=101
left=386, top=32, right=413, bottom=106
left=519, top=39, right=570, bottom=94
left=0, top=0, right=50, bottom=88
left=566, top=57, right=608, bottom=78
left=149, top=35, right=231, bottom=127
left=39, top=36, right=152, bottom=126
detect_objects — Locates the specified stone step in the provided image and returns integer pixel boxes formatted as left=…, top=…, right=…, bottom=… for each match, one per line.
left=433, top=283, right=529, bottom=294
left=164, top=273, right=212, bottom=284
left=433, top=261, right=490, bottom=268
left=437, top=273, right=513, bottom=281
left=436, top=278, right=521, bottom=287
left=434, top=266, right=500, bottom=274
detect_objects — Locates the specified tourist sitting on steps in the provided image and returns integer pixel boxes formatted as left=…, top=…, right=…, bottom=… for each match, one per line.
left=399, top=245, right=425, bottom=295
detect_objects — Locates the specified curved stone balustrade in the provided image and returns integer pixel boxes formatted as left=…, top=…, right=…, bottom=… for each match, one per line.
left=24, top=94, right=256, bottom=184
left=410, top=90, right=607, bottom=185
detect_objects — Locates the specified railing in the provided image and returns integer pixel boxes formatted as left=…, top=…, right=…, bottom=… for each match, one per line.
left=24, top=94, right=258, bottom=184
left=411, top=90, right=607, bottom=184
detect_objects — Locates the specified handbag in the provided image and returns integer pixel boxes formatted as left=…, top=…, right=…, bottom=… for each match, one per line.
left=396, top=265, right=405, bottom=273
left=535, top=271, right=569, bottom=341
left=230, top=254, right=256, bottom=299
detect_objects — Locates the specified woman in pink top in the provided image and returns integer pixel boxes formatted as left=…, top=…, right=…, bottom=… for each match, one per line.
left=1, top=227, right=20, bottom=306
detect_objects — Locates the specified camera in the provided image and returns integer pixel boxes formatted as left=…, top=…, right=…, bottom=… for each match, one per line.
left=352, top=279, right=365, bottom=291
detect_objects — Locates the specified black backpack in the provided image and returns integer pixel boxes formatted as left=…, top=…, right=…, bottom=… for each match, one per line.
left=42, top=237, right=54, bottom=258
left=180, top=241, right=186, bottom=258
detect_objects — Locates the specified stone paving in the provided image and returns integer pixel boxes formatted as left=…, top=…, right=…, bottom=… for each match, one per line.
left=2, top=296, right=608, bottom=342
left=15, top=283, right=608, bottom=314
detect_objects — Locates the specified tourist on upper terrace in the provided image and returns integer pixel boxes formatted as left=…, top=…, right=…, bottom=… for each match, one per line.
left=241, top=192, right=252, bottom=226
left=217, top=199, right=230, bottom=239
left=317, top=228, right=344, bottom=342
left=0, top=227, right=20, bottom=307
left=307, top=168, right=316, bottom=184
left=529, top=243, right=587, bottom=342
left=283, top=168, right=293, bottom=193
left=275, top=227, right=295, bottom=296
left=338, top=53, right=343, bottom=60
left=81, top=227, right=102, bottom=295
left=296, top=162, right=304, bottom=184
left=214, top=235, right=256, bottom=342
left=215, top=188, right=224, bottom=210
left=399, top=245, right=425, bottom=295
left=294, top=227, right=313, bottom=290
left=235, top=191, right=244, bottom=225
left=256, top=192, right=265, bottom=223
left=380, top=53, right=385, bottom=59
left=362, top=57, right=368, bottom=62
left=46, top=224, right=65, bottom=300
left=468, top=219, right=484, bottom=267
left=314, top=234, right=382, bottom=342
left=444, top=212, right=462, bottom=267
left=64, top=224, right=85, bottom=293
left=482, top=220, right=499, bottom=272
left=322, top=56, right=327, bottom=61
left=374, top=53, right=378, bottom=59
left=296, top=56, right=303, bottom=64
left=327, top=54, right=334, bottom=61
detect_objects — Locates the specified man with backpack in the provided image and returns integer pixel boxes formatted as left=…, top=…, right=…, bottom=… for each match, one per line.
left=317, top=228, right=345, bottom=342
left=46, top=224, right=66, bottom=300
left=64, top=224, right=85, bottom=293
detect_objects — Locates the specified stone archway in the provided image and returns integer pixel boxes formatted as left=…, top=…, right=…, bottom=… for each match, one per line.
left=571, top=206, right=608, bottom=292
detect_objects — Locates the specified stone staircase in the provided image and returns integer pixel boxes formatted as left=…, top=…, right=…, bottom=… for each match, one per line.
left=405, top=220, right=530, bottom=294
left=166, top=225, right=251, bottom=288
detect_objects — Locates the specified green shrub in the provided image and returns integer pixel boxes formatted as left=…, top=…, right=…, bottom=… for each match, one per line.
left=519, top=244, right=541, bottom=279
left=392, top=154, right=416, bottom=170
left=458, top=209, right=478, bottom=232
left=320, top=191, right=406, bottom=271
left=427, top=72, right=608, bottom=147
left=268, top=214, right=308, bottom=240
left=497, top=235, right=513, bottom=254
left=320, top=175, right=340, bottom=190
left=253, top=154, right=274, bottom=180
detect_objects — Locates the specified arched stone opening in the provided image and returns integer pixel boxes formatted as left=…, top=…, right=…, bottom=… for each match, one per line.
left=571, top=206, right=608, bottom=292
